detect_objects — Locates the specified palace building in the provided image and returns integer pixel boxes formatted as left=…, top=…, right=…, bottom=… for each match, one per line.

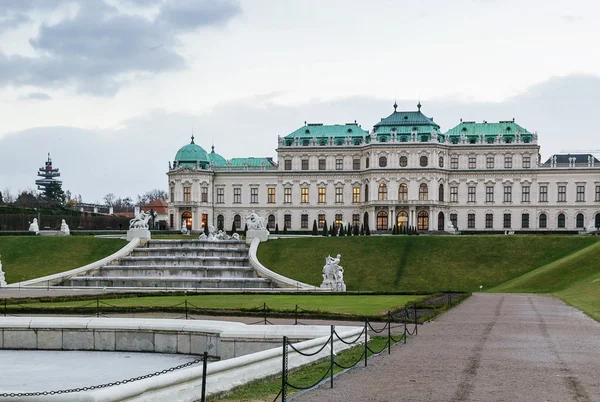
left=166, top=103, right=600, bottom=233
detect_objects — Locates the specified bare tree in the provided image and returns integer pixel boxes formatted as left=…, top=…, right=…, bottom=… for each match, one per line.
left=137, top=189, right=168, bottom=206
left=2, top=187, right=15, bottom=204
left=103, top=193, right=116, bottom=206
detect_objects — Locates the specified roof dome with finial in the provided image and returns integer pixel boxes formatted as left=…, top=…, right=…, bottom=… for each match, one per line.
left=174, top=135, right=209, bottom=167
left=208, top=145, right=226, bottom=167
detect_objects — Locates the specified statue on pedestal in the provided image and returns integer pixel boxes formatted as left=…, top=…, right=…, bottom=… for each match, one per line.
left=29, top=218, right=39, bottom=235
left=199, top=223, right=240, bottom=241
left=584, top=220, right=598, bottom=234
left=60, top=219, right=70, bottom=235
left=0, top=254, right=6, bottom=287
left=245, top=213, right=267, bottom=231
left=181, top=219, right=188, bottom=234
left=320, top=254, right=346, bottom=292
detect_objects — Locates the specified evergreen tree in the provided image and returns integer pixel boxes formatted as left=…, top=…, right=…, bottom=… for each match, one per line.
left=243, top=223, right=248, bottom=237
left=230, top=220, right=237, bottom=235
left=328, top=224, right=334, bottom=237
left=203, top=222, right=209, bottom=236
left=360, top=224, right=364, bottom=236
left=43, top=181, right=65, bottom=205
left=312, top=220, right=318, bottom=235
left=339, top=224, right=345, bottom=236
left=275, top=223, right=279, bottom=234
left=347, top=223, right=352, bottom=236
left=353, top=224, right=359, bottom=236
left=0, top=190, right=3, bottom=205
left=392, top=224, right=396, bottom=235
left=322, top=220, right=328, bottom=236
left=283, top=223, right=288, bottom=233
left=365, top=224, right=371, bottom=236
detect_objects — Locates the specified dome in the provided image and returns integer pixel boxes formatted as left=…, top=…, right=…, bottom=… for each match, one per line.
left=208, top=145, right=226, bottom=167
left=174, top=136, right=209, bottom=167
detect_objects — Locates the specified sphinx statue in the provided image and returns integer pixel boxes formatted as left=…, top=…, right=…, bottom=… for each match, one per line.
left=29, top=218, right=39, bottom=235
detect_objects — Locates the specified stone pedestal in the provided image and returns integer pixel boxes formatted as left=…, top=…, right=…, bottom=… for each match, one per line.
left=127, top=228, right=151, bottom=241
left=320, top=281, right=346, bottom=292
left=245, top=229, right=269, bottom=245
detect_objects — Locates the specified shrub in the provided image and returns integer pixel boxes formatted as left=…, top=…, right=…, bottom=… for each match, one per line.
left=312, top=220, right=318, bottom=236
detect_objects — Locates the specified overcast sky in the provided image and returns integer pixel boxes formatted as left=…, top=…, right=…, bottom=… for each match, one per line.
left=1, top=0, right=599, bottom=203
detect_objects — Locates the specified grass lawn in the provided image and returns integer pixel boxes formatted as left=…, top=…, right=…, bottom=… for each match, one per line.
left=257, top=236, right=599, bottom=292
left=491, top=240, right=600, bottom=321
left=0, top=236, right=127, bottom=283
left=14, top=294, right=425, bottom=316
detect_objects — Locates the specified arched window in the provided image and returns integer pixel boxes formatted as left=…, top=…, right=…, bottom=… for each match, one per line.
left=417, top=210, right=429, bottom=230
left=234, top=214, right=241, bottom=229
left=377, top=211, right=388, bottom=230
left=363, top=212, right=369, bottom=228
left=438, top=184, right=444, bottom=202
left=438, top=212, right=445, bottom=231
left=420, top=155, right=428, bottom=167
left=439, top=156, right=444, bottom=168
left=557, top=213, right=565, bottom=228
left=397, top=211, right=408, bottom=229
left=398, top=183, right=408, bottom=201
left=596, top=213, right=600, bottom=229
left=378, top=183, right=388, bottom=201
left=217, top=214, right=224, bottom=231
left=267, top=214, right=275, bottom=229
left=364, top=184, right=369, bottom=202
left=539, top=213, right=547, bottom=229
left=576, top=213, right=584, bottom=228
left=366, top=157, right=370, bottom=168
left=419, top=183, right=428, bottom=201
left=399, top=156, right=408, bottom=167
left=379, top=156, right=387, bottom=167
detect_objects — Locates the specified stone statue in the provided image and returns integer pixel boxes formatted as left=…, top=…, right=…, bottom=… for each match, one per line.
left=320, top=254, right=346, bottom=292
left=129, top=210, right=155, bottom=229
left=0, top=254, right=6, bottom=287
left=446, top=220, right=455, bottom=230
left=246, top=213, right=267, bottom=231
left=60, top=219, right=70, bottom=235
left=199, top=222, right=241, bottom=241
left=29, top=218, right=39, bottom=234
left=585, top=220, right=598, bottom=233
left=181, top=219, right=188, bottom=234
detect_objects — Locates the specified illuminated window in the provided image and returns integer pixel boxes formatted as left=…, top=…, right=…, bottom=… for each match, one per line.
left=268, top=188, right=275, bottom=203
left=335, top=187, right=343, bottom=203
left=318, top=187, right=326, bottom=203
left=417, top=210, right=429, bottom=230
left=183, top=186, right=191, bottom=202
left=284, top=188, right=291, bottom=203
left=378, top=183, right=387, bottom=201
left=353, top=187, right=361, bottom=203
left=335, top=214, right=343, bottom=228
left=419, top=183, right=428, bottom=201
left=318, top=213, right=325, bottom=228
left=377, top=211, right=388, bottom=230
left=301, top=187, right=309, bottom=203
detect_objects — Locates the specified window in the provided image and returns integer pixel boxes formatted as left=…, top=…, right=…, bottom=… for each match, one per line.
left=503, top=213, right=511, bottom=229
left=234, top=214, right=241, bottom=229
left=284, top=214, right=291, bottom=229
left=438, top=184, right=444, bottom=202
left=468, top=186, right=476, bottom=203
left=504, top=156, right=512, bottom=169
left=366, top=158, right=369, bottom=168
left=522, top=186, right=530, bottom=202
left=233, top=188, right=241, bottom=203
left=301, top=159, right=309, bottom=170
left=250, top=188, right=258, bottom=204
left=217, top=214, right=224, bottom=231
left=399, top=156, right=408, bottom=167
left=268, top=188, right=275, bottom=204
left=284, top=187, right=292, bottom=203
left=377, top=211, right=388, bottom=230
left=539, top=213, right=547, bottom=228
left=335, top=158, right=343, bottom=170
left=450, top=157, right=458, bottom=169
left=450, top=186, right=458, bottom=202
left=485, top=213, right=493, bottom=229
left=353, top=187, right=361, bottom=203
left=170, top=187, right=174, bottom=202
left=335, top=187, right=343, bottom=203
left=467, top=213, right=475, bottom=229
left=539, top=185, right=548, bottom=202
left=284, top=159, right=291, bottom=170
left=379, top=156, right=387, bottom=167
left=576, top=185, right=585, bottom=202
left=378, top=183, right=388, bottom=200
left=352, top=214, right=360, bottom=226
left=523, top=156, right=531, bottom=168
left=504, top=186, right=512, bottom=202
left=419, top=183, right=428, bottom=201
left=486, top=186, right=494, bottom=202
left=522, top=213, right=530, bottom=229
left=335, top=214, right=343, bottom=228
left=318, top=214, right=325, bottom=228
left=558, top=185, right=566, bottom=202
left=486, top=156, right=494, bottom=169
left=399, top=183, right=408, bottom=201
left=439, top=156, right=444, bottom=168
left=201, top=187, right=209, bottom=202
left=318, top=187, right=326, bottom=203
left=353, top=159, right=360, bottom=170
left=450, top=213, right=458, bottom=229
left=420, top=155, right=428, bottom=167
left=417, top=210, right=429, bottom=230
left=267, top=214, right=275, bottom=229
left=183, top=186, right=191, bottom=202
left=557, top=213, right=565, bottom=228
left=319, top=159, right=326, bottom=170
left=301, top=187, right=309, bottom=203
left=301, top=214, right=309, bottom=229
left=216, top=188, right=224, bottom=204
left=468, top=156, right=476, bottom=169
left=576, top=213, right=584, bottom=228
left=596, top=185, right=600, bottom=201
left=365, top=185, right=369, bottom=202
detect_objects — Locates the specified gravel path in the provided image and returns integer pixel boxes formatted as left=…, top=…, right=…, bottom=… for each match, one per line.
left=294, top=293, right=600, bottom=402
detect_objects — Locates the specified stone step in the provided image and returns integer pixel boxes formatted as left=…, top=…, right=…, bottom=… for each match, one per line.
left=96, top=265, right=256, bottom=278
left=130, top=247, right=249, bottom=258
left=114, top=256, right=249, bottom=267
left=65, top=276, right=273, bottom=289
left=146, top=240, right=247, bottom=249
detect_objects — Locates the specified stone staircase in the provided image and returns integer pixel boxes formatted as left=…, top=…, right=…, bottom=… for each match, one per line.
left=63, top=239, right=274, bottom=289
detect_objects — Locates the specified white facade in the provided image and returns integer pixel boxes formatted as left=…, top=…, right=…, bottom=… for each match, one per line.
left=167, top=106, right=600, bottom=233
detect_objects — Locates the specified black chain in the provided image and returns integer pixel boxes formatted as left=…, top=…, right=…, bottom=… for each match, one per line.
left=0, top=356, right=205, bottom=398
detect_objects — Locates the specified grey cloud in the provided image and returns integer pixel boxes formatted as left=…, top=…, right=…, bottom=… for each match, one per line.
left=22, top=92, right=52, bottom=100
left=0, top=0, right=241, bottom=96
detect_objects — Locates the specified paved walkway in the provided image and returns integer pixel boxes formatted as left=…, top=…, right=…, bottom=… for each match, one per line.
left=294, top=293, right=600, bottom=402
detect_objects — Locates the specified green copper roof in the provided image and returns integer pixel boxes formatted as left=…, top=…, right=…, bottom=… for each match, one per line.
left=445, top=121, right=532, bottom=136
left=208, top=146, right=227, bottom=166
left=284, top=123, right=368, bottom=139
left=226, top=157, right=276, bottom=167
left=373, top=103, right=440, bottom=131
left=174, top=136, right=209, bottom=166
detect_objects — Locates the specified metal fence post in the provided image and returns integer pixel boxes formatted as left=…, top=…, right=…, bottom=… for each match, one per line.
left=388, top=310, right=391, bottom=354
left=264, top=302, right=267, bottom=325
left=330, top=325, right=334, bottom=388
left=3, top=298, right=6, bottom=317
left=364, top=319, right=368, bottom=367
left=413, top=302, right=418, bottom=335
left=185, top=299, right=188, bottom=320
left=447, top=292, right=451, bottom=308
left=281, top=336, right=288, bottom=402
left=403, top=312, right=407, bottom=344
left=294, top=304, right=298, bottom=325
left=96, top=298, right=100, bottom=318
left=201, top=351, right=208, bottom=402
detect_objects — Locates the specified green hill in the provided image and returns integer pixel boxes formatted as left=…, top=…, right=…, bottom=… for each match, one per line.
left=257, top=236, right=599, bottom=292
left=0, top=236, right=127, bottom=283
